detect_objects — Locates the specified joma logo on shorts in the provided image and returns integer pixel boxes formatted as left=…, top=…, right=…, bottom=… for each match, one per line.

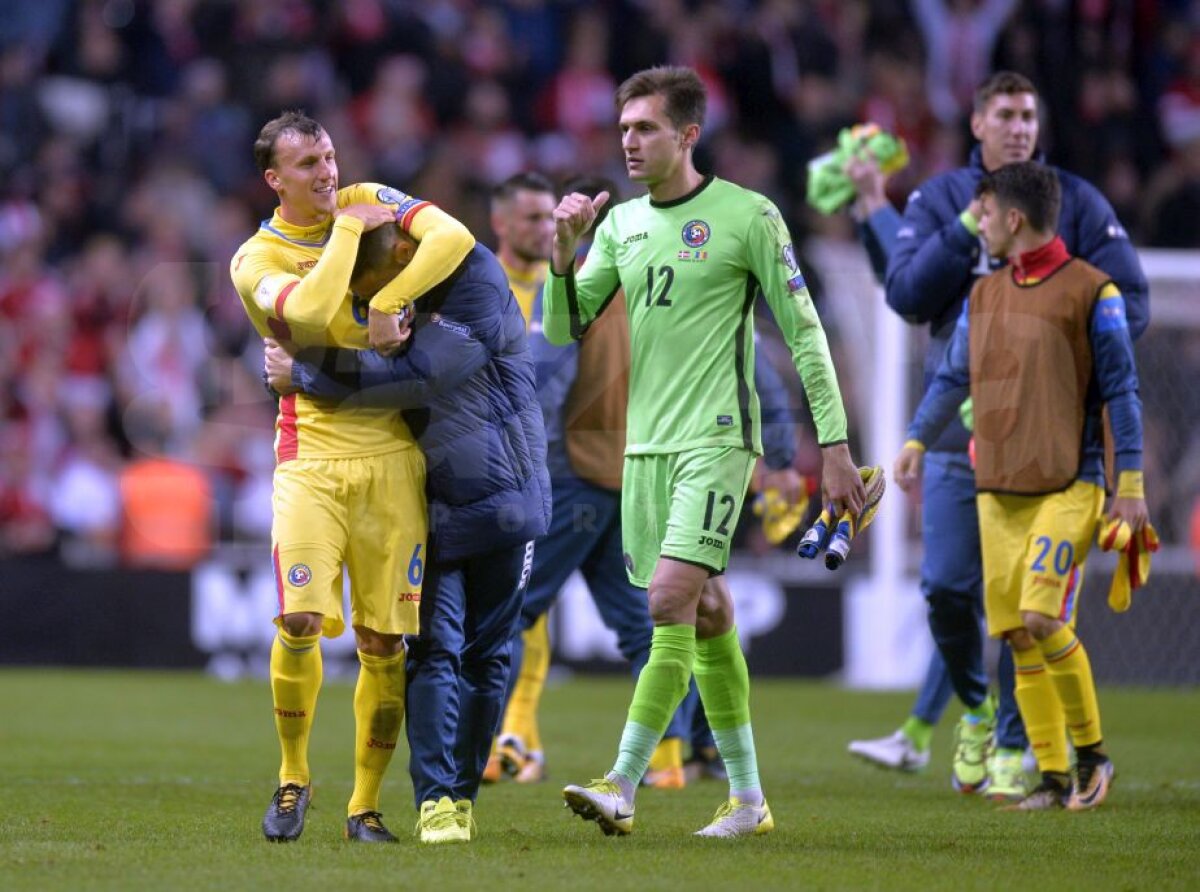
left=697, top=536, right=724, bottom=548
left=367, top=738, right=397, bottom=750
left=274, top=708, right=308, bottom=718
left=397, top=592, right=421, bottom=602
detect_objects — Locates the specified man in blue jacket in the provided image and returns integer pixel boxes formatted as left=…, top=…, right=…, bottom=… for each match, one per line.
left=266, top=224, right=551, bottom=844
left=861, top=71, right=1148, bottom=800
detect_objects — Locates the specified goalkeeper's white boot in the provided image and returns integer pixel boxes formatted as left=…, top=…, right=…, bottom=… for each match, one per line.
left=562, top=777, right=635, bottom=836
left=847, top=730, right=930, bottom=772
left=694, top=797, right=774, bottom=838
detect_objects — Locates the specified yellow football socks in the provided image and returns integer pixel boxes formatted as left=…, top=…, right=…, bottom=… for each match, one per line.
left=501, top=614, right=550, bottom=753
left=271, top=630, right=322, bottom=786
left=1039, top=625, right=1102, bottom=748
left=648, top=736, right=683, bottom=772
left=348, top=649, right=406, bottom=817
left=1012, top=644, right=1070, bottom=774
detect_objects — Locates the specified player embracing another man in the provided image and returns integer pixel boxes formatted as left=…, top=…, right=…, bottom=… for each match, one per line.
left=267, top=210, right=551, bottom=843
left=231, top=111, right=475, bottom=843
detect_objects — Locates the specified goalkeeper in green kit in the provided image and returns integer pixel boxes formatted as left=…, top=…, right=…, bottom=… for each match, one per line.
left=546, top=65, right=867, bottom=838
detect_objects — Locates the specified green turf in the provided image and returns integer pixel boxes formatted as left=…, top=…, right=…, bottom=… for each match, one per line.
left=1, top=670, right=1197, bottom=891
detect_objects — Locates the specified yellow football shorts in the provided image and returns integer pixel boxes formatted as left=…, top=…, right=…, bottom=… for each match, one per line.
left=977, top=479, right=1104, bottom=638
left=272, top=448, right=427, bottom=638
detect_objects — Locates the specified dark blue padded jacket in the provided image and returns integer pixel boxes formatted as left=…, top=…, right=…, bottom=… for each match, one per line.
left=883, top=146, right=1149, bottom=453
left=292, top=244, right=551, bottom=563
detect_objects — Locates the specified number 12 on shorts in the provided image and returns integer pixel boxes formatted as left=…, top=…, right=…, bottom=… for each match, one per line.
left=702, top=490, right=735, bottom=537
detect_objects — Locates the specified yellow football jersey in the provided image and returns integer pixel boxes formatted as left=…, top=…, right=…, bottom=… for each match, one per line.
left=498, top=256, right=547, bottom=328
left=230, top=183, right=425, bottom=462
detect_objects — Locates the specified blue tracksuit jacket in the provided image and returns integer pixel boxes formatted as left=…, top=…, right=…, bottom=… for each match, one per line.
left=293, top=243, right=552, bottom=563
left=884, top=146, right=1149, bottom=454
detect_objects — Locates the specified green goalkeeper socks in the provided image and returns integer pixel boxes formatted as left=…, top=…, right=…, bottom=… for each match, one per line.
left=695, top=627, right=761, bottom=797
left=612, top=624, right=696, bottom=784
left=712, top=725, right=761, bottom=803
left=694, top=627, right=751, bottom=729
left=611, top=723, right=660, bottom=789
left=901, top=715, right=935, bottom=753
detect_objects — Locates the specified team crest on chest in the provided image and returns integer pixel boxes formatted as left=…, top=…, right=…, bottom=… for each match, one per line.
left=681, top=219, right=711, bottom=247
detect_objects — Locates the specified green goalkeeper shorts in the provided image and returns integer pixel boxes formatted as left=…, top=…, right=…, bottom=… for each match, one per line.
left=621, top=446, right=757, bottom=588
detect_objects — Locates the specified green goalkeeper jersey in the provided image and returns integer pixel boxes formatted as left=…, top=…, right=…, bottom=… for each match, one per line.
left=543, top=175, right=848, bottom=455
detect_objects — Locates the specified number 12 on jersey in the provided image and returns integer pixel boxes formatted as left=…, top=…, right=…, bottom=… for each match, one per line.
left=645, top=265, right=674, bottom=307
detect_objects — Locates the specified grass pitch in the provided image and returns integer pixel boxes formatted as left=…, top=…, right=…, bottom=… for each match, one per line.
left=1, top=670, right=1197, bottom=891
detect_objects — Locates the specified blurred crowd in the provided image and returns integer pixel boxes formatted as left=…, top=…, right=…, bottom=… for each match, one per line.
left=1, top=0, right=1198, bottom=565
